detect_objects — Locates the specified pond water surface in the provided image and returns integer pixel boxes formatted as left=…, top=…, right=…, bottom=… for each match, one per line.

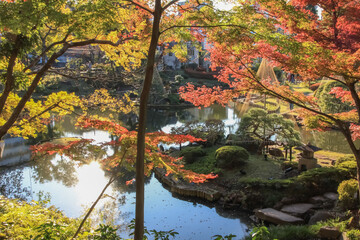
left=0, top=103, right=355, bottom=239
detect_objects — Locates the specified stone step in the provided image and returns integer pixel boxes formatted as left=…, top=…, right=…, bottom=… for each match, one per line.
left=281, top=203, right=315, bottom=217
left=255, top=208, right=304, bottom=225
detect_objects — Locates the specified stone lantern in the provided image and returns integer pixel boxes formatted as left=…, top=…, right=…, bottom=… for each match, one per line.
left=297, top=144, right=317, bottom=171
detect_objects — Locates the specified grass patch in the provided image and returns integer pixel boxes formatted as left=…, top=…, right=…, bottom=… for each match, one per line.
left=315, top=150, right=351, bottom=160
left=239, top=154, right=283, bottom=179
left=184, top=146, right=222, bottom=174
left=184, top=146, right=283, bottom=180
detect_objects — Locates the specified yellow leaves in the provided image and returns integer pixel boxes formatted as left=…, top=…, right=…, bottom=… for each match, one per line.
left=0, top=92, right=81, bottom=139
left=86, top=89, right=136, bottom=117
left=171, top=44, right=188, bottom=62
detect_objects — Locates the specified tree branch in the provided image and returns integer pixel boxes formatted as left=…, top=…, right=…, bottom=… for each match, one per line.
left=162, top=0, right=180, bottom=12
left=0, top=35, right=22, bottom=115
left=23, top=32, right=70, bottom=72
left=160, top=24, right=248, bottom=35
left=125, top=0, right=154, bottom=14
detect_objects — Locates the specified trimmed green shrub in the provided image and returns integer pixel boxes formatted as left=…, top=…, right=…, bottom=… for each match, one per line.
left=338, top=179, right=359, bottom=210
left=336, top=155, right=356, bottom=165
left=179, top=146, right=206, bottom=164
left=215, top=146, right=249, bottom=169
left=337, top=161, right=357, bottom=178
left=335, top=155, right=357, bottom=179
left=286, top=167, right=348, bottom=199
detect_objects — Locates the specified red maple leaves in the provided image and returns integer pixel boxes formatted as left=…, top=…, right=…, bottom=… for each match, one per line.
left=32, top=117, right=217, bottom=184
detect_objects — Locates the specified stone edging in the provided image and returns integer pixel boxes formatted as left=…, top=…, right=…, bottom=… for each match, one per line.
left=154, top=167, right=222, bottom=202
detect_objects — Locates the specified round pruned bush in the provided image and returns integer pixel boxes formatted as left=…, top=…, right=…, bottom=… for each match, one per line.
left=335, top=155, right=357, bottom=179
left=215, top=146, right=249, bottom=169
left=179, top=146, right=206, bottom=164
left=338, top=179, right=359, bottom=210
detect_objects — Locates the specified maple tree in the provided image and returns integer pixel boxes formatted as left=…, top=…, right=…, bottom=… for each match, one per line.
left=0, top=0, right=146, bottom=139
left=179, top=0, right=360, bottom=194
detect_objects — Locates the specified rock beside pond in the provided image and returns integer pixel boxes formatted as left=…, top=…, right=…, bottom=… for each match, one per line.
left=317, top=226, right=341, bottom=239
left=309, top=195, right=327, bottom=204
left=323, top=192, right=339, bottom=201
left=255, top=208, right=304, bottom=225
left=281, top=203, right=315, bottom=217
left=308, top=211, right=334, bottom=225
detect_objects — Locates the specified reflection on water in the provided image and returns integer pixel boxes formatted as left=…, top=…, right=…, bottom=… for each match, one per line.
left=151, top=104, right=244, bottom=135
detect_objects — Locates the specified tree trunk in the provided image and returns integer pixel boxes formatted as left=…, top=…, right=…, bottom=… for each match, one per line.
left=348, top=83, right=360, bottom=123
left=134, top=1, right=161, bottom=239
left=0, top=35, right=22, bottom=115
left=289, top=147, right=292, bottom=161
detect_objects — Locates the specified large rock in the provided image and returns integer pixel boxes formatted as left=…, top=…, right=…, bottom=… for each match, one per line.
left=269, top=148, right=284, bottom=158
left=323, top=192, right=338, bottom=201
left=255, top=208, right=304, bottom=225
left=281, top=203, right=315, bottom=217
left=317, top=226, right=340, bottom=239
left=308, top=211, right=334, bottom=225
left=309, top=195, right=327, bottom=204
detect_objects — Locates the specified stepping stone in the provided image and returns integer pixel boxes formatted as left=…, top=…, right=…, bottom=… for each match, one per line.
left=323, top=192, right=338, bottom=201
left=255, top=208, right=304, bottom=225
left=310, top=195, right=327, bottom=204
left=281, top=203, right=315, bottom=217
left=308, top=210, right=334, bottom=225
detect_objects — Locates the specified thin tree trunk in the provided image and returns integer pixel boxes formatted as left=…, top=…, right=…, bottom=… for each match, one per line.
left=134, top=1, right=161, bottom=239
left=0, top=35, right=21, bottom=115
left=348, top=83, right=360, bottom=123
left=72, top=176, right=115, bottom=239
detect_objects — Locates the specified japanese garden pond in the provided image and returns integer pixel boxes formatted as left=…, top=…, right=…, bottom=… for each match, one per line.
left=0, top=102, right=356, bottom=239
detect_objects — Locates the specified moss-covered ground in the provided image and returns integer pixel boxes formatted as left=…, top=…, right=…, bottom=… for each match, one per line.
left=183, top=146, right=283, bottom=180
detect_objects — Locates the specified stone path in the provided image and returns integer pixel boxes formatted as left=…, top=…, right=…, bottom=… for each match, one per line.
left=255, top=192, right=339, bottom=225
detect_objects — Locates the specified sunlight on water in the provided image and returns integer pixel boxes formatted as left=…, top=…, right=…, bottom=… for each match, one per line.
left=73, top=161, right=114, bottom=208
left=22, top=158, right=115, bottom=218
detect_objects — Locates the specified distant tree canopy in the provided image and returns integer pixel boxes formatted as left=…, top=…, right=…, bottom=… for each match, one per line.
left=314, top=80, right=354, bottom=114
